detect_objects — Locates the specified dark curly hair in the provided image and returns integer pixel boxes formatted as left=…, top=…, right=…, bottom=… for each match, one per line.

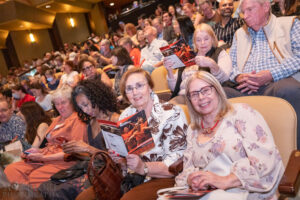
left=72, top=79, right=119, bottom=123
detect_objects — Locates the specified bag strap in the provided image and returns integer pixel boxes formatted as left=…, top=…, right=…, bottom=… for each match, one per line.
left=171, top=67, right=185, bottom=99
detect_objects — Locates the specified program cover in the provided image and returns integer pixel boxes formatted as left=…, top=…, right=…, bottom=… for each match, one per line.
left=157, top=186, right=214, bottom=200
left=160, top=39, right=196, bottom=69
left=101, top=110, right=154, bottom=157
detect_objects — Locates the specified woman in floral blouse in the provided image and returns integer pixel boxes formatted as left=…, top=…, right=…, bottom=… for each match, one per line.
left=175, top=71, right=284, bottom=199
left=113, top=68, right=188, bottom=200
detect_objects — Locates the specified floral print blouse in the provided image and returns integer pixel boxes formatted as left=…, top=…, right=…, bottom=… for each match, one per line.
left=0, top=114, right=25, bottom=143
left=119, top=94, right=188, bottom=167
left=175, top=103, right=284, bottom=199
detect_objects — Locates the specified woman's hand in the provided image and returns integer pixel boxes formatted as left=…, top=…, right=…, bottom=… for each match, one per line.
left=26, top=152, right=44, bottom=162
left=187, top=171, right=231, bottom=191
left=108, top=150, right=127, bottom=170
left=163, top=58, right=174, bottom=72
left=195, top=56, right=220, bottom=75
left=163, top=58, right=175, bottom=79
left=62, top=140, right=93, bottom=154
left=25, top=147, right=42, bottom=154
left=126, top=154, right=145, bottom=175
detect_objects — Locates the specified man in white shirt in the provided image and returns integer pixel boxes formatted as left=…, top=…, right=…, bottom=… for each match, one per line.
left=140, top=26, right=168, bottom=73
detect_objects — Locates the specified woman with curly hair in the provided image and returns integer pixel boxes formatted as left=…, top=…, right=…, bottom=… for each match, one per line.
left=67, top=79, right=120, bottom=152
left=20, top=101, right=52, bottom=148
left=38, top=79, right=120, bottom=200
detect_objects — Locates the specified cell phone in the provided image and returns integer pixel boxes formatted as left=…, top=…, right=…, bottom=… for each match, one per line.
left=56, top=136, right=69, bottom=143
left=23, top=151, right=31, bottom=155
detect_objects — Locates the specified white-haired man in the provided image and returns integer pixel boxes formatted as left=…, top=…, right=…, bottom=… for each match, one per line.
left=140, top=26, right=168, bottom=73
left=224, top=0, right=300, bottom=148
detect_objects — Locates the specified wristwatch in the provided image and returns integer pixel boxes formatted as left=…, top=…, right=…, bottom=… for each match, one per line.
left=143, top=162, right=149, bottom=176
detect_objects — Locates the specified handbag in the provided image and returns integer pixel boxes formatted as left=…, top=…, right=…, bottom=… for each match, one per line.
left=121, top=172, right=145, bottom=194
left=50, top=161, right=89, bottom=184
left=87, top=150, right=123, bottom=200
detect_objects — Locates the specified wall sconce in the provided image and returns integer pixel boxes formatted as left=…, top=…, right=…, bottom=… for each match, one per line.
left=29, top=33, right=36, bottom=43
left=69, top=17, right=75, bottom=28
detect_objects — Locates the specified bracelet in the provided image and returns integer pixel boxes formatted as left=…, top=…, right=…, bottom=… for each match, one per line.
left=143, top=162, right=149, bottom=176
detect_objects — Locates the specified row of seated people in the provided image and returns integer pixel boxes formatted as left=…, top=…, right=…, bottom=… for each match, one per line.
left=0, top=0, right=299, bottom=198
left=0, top=67, right=286, bottom=200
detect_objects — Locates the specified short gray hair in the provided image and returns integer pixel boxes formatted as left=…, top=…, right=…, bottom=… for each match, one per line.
left=118, top=37, right=133, bottom=46
left=100, top=39, right=110, bottom=46
left=52, top=85, right=73, bottom=101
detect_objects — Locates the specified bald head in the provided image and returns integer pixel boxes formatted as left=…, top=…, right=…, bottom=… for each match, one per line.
left=219, top=0, right=234, bottom=17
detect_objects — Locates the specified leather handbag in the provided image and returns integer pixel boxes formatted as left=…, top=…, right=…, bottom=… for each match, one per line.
left=87, top=150, right=123, bottom=200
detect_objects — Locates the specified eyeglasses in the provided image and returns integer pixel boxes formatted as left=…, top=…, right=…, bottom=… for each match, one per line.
left=188, top=86, right=214, bottom=100
left=125, top=82, right=147, bottom=94
left=82, top=65, right=94, bottom=72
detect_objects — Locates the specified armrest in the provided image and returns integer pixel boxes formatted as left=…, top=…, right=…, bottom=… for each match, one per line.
left=64, top=152, right=91, bottom=162
left=168, top=157, right=183, bottom=176
left=278, top=150, right=300, bottom=196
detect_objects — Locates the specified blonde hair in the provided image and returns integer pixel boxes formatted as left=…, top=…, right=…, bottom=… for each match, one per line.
left=185, top=71, right=232, bottom=131
left=193, top=23, right=219, bottom=50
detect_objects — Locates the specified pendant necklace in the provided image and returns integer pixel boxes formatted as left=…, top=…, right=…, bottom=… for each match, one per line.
left=201, top=120, right=220, bottom=135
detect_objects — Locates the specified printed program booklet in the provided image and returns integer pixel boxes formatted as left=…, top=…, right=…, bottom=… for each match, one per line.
left=157, top=186, right=214, bottom=200
left=160, top=39, right=196, bottom=69
left=100, top=110, right=154, bottom=157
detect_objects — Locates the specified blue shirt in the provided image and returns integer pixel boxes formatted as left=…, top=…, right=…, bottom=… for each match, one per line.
left=230, top=18, right=300, bottom=82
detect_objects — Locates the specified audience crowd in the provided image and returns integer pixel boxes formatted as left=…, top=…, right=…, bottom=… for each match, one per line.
left=0, top=0, right=299, bottom=199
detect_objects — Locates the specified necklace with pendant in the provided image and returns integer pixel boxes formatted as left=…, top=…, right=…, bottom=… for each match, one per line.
left=201, top=120, right=220, bottom=135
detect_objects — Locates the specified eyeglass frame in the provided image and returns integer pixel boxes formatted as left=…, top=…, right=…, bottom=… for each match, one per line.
left=82, top=64, right=94, bottom=72
left=125, top=82, right=147, bottom=94
left=187, top=85, right=214, bottom=100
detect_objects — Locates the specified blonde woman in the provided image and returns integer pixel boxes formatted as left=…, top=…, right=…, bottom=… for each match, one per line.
left=176, top=71, right=284, bottom=199
left=164, top=23, right=232, bottom=104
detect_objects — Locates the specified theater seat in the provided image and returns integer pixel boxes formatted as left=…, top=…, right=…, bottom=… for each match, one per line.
left=151, top=66, right=177, bottom=102
left=169, top=96, right=299, bottom=199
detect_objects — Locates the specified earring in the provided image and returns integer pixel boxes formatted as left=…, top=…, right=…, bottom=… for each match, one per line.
left=150, top=90, right=155, bottom=99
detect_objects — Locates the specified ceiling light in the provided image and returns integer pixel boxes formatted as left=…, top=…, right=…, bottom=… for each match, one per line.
left=29, top=33, right=36, bottom=43
left=110, top=2, right=114, bottom=6
left=45, top=5, right=51, bottom=8
left=69, top=17, right=75, bottom=28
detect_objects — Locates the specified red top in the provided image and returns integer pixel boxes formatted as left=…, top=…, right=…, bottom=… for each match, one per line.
left=130, top=48, right=141, bottom=67
left=17, top=94, right=35, bottom=108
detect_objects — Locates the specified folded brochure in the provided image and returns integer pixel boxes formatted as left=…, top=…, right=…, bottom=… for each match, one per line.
left=100, top=110, right=154, bottom=157
left=160, top=39, right=196, bottom=69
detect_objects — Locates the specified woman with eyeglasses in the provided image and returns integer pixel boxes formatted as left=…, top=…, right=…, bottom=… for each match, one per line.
left=175, top=71, right=284, bottom=199
left=78, top=57, right=112, bottom=88
left=164, top=23, right=232, bottom=104
left=110, top=68, right=188, bottom=200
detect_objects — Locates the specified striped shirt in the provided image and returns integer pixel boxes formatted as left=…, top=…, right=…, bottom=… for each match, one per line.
left=230, top=18, right=300, bottom=82
left=214, top=18, right=244, bottom=47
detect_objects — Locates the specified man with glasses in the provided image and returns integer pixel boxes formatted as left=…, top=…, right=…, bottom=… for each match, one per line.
left=0, top=98, right=26, bottom=148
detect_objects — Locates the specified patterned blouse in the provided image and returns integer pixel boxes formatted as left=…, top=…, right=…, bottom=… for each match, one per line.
left=175, top=103, right=284, bottom=199
left=119, top=94, right=188, bottom=167
left=0, top=114, right=26, bottom=143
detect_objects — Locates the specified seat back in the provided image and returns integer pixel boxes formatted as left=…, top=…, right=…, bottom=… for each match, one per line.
left=229, top=96, right=297, bottom=167
left=151, top=67, right=170, bottom=92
